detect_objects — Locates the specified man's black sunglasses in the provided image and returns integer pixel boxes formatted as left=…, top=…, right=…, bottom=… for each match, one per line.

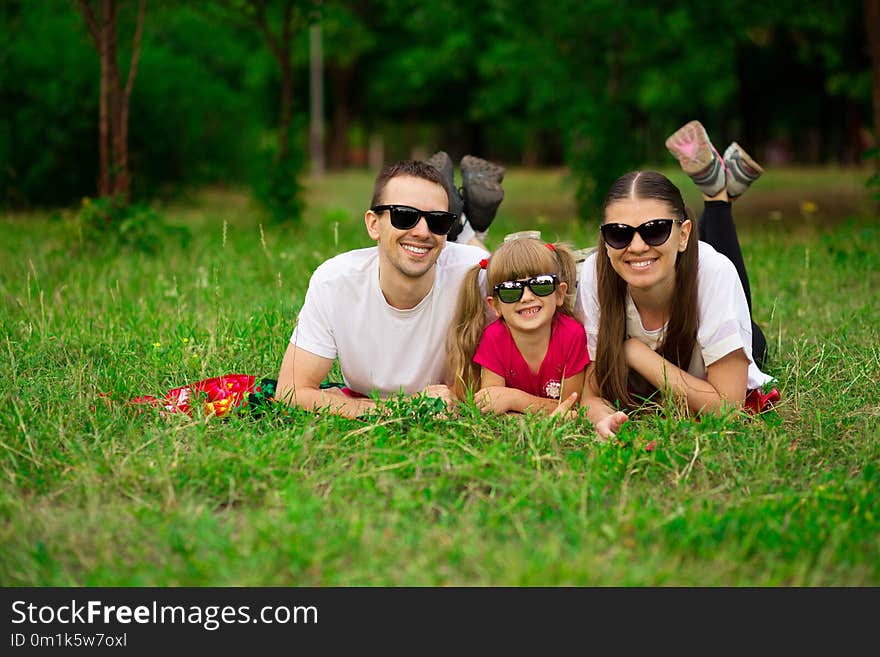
left=493, top=274, right=558, bottom=304
left=600, top=218, right=684, bottom=250
left=370, top=204, right=458, bottom=235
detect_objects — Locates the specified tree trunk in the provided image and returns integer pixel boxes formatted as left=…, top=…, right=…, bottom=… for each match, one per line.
left=79, top=0, right=110, bottom=196
left=327, top=65, right=352, bottom=169
left=867, top=0, right=880, bottom=172
left=521, top=129, right=539, bottom=167
left=79, top=0, right=144, bottom=204
left=309, top=19, right=325, bottom=175
left=278, top=54, right=293, bottom=164
left=274, top=0, right=296, bottom=166
left=98, top=51, right=110, bottom=194
left=103, top=0, right=124, bottom=200
left=117, top=0, right=146, bottom=203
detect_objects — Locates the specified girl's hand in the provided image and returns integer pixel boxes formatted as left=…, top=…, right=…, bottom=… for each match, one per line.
left=595, top=410, right=629, bottom=439
left=474, top=386, right=515, bottom=414
left=476, top=385, right=577, bottom=416
left=550, top=392, right=579, bottom=419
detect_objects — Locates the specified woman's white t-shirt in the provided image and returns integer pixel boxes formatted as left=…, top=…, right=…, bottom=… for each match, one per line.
left=576, top=241, right=773, bottom=391
left=291, top=241, right=488, bottom=398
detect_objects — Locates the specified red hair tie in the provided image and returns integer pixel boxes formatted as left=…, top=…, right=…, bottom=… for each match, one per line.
left=545, top=243, right=555, bottom=251
left=479, top=258, right=489, bottom=270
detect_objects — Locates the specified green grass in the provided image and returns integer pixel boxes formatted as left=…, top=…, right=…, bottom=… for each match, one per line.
left=1, top=167, right=879, bottom=586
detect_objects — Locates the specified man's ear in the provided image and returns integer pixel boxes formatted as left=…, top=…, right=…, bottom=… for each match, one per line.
left=365, top=210, right=380, bottom=240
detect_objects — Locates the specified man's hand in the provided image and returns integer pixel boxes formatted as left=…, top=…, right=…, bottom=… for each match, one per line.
left=417, top=384, right=457, bottom=417
left=423, top=384, right=456, bottom=407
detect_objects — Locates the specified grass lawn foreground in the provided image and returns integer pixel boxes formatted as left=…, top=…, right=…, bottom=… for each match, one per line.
left=1, top=166, right=878, bottom=586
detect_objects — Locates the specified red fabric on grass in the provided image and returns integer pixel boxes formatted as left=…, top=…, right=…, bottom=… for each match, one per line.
left=131, top=374, right=257, bottom=417
left=744, top=387, right=781, bottom=414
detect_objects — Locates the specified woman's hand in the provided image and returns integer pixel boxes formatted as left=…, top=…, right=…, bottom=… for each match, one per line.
left=594, top=410, right=629, bottom=439
left=623, top=337, right=749, bottom=414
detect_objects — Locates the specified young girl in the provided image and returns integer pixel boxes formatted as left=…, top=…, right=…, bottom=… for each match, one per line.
left=446, top=236, right=589, bottom=414
left=578, top=120, right=779, bottom=438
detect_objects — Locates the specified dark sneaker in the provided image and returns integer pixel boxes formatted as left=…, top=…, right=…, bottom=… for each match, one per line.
left=460, top=155, right=505, bottom=233
left=426, top=151, right=465, bottom=241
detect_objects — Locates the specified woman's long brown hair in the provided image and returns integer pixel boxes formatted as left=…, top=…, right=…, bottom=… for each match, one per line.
left=594, top=170, right=700, bottom=410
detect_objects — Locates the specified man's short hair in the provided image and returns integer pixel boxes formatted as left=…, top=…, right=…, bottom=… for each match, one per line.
left=370, top=160, right=448, bottom=208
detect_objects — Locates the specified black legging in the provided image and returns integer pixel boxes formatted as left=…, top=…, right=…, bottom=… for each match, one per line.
left=698, top=201, right=767, bottom=368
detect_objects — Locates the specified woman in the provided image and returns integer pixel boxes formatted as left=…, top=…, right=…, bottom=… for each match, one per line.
left=577, top=121, right=778, bottom=438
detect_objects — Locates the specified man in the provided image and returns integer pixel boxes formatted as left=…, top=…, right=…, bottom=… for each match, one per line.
left=275, top=158, right=501, bottom=418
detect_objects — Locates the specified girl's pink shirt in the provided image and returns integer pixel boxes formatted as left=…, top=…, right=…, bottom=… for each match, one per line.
left=474, top=313, right=590, bottom=399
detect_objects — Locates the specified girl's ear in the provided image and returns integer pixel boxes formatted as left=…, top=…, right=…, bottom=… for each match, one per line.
left=486, top=296, right=501, bottom=319
left=555, top=281, right=568, bottom=306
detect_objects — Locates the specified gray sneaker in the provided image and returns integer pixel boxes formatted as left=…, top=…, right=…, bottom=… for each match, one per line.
left=723, top=142, right=764, bottom=199
left=503, top=230, right=541, bottom=243
left=572, top=247, right=595, bottom=265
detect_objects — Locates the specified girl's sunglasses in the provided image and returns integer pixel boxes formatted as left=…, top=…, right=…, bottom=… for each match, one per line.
left=493, top=274, right=558, bottom=304
left=600, top=218, right=684, bottom=250
left=371, top=204, right=458, bottom=235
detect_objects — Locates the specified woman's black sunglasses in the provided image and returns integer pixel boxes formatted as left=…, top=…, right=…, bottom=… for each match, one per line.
left=371, top=204, right=458, bottom=235
left=600, top=218, right=684, bottom=250
left=493, top=274, right=558, bottom=304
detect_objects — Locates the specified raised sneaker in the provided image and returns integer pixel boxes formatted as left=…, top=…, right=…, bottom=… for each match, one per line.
left=426, top=150, right=465, bottom=241
left=724, top=142, right=764, bottom=199
left=460, top=154, right=505, bottom=233
left=665, top=120, right=726, bottom=197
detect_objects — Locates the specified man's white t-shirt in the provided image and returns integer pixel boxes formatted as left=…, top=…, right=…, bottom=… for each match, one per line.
left=576, top=241, right=773, bottom=391
left=291, top=241, right=488, bottom=398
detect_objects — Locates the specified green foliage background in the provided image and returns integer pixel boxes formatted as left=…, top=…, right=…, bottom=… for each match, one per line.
left=1, top=0, right=874, bottom=216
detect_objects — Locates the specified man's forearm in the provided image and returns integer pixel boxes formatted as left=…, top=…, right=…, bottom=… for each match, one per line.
left=275, top=384, right=378, bottom=419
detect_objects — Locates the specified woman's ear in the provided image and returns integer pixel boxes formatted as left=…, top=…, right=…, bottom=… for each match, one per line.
left=678, top=219, right=692, bottom=252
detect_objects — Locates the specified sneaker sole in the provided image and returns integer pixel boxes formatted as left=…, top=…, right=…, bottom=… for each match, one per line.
left=665, top=120, right=715, bottom=176
left=723, top=142, right=763, bottom=199
left=460, top=155, right=505, bottom=232
left=426, top=151, right=454, bottom=179
left=724, top=142, right=764, bottom=175
left=426, top=151, right=464, bottom=218
left=460, top=155, right=505, bottom=185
